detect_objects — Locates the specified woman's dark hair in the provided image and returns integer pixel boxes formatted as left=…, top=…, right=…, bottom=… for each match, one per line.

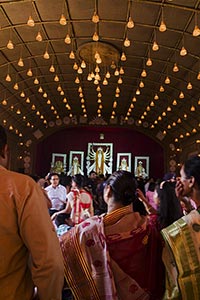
left=105, top=170, right=147, bottom=216
left=183, top=155, right=200, bottom=190
left=72, top=174, right=85, bottom=189
left=156, top=181, right=183, bottom=229
left=148, top=182, right=156, bottom=192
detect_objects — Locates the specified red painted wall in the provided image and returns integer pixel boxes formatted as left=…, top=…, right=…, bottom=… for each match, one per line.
left=35, top=126, right=164, bottom=179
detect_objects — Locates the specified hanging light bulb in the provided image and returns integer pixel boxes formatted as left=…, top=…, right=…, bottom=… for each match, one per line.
left=69, top=50, right=75, bottom=59
left=43, top=50, right=50, bottom=59
left=136, top=89, right=140, bottom=95
left=54, top=75, right=59, bottom=81
left=49, top=64, right=55, bottom=72
left=92, top=31, right=99, bottom=41
left=159, top=7, right=167, bottom=32
left=20, top=91, right=25, bottom=97
left=141, top=69, right=147, bottom=77
left=2, top=99, right=7, bottom=106
left=179, top=91, right=184, bottom=98
left=7, top=40, right=14, bottom=50
left=172, top=99, right=177, bottom=105
left=73, top=62, right=78, bottom=70
left=139, top=81, right=144, bottom=88
left=124, top=37, right=131, bottom=47
left=18, top=57, right=24, bottom=67
left=38, top=86, right=43, bottom=93
left=119, top=66, right=124, bottom=74
left=36, top=31, right=42, bottom=42
left=34, top=77, right=39, bottom=84
left=118, top=77, right=123, bottom=84
left=27, top=15, right=35, bottom=27
left=159, top=20, right=167, bottom=32
left=167, top=106, right=172, bottom=111
left=180, top=46, right=187, bottom=56
left=75, top=77, right=80, bottom=84
left=160, top=85, right=164, bottom=92
left=121, top=52, right=126, bottom=61
left=165, top=76, right=170, bottom=84
left=26, top=97, right=31, bottom=103
left=193, top=13, right=200, bottom=36
left=5, top=74, right=11, bottom=82
left=13, top=82, right=19, bottom=90
left=81, top=60, right=86, bottom=68
left=27, top=68, right=33, bottom=76
left=87, top=73, right=92, bottom=81
left=96, top=55, right=102, bottom=64
left=77, top=67, right=83, bottom=74
left=92, top=11, right=99, bottom=23
left=64, top=34, right=71, bottom=44
left=146, top=57, right=152, bottom=66
left=95, top=65, right=100, bottom=73
left=103, top=78, right=108, bottom=85
left=173, top=63, right=179, bottom=72
left=150, top=101, right=155, bottom=106
left=191, top=105, right=196, bottom=111
left=197, top=71, right=200, bottom=80
left=187, top=82, right=193, bottom=89
left=59, top=14, right=67, bottom=25
left=114, top=68, right=119, bottom=76
left=127, top=16, right=134, bottom=28
left=193, top=25, right=200, bottom=37
left=152, top=41, right=159, bottom=51
left=105, top=71, right=111, bottom=78
left=154, top=94, right=159, bottom=100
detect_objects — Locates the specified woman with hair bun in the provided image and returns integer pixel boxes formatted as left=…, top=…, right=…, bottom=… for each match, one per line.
left=60, top=171, right=165, bottom=300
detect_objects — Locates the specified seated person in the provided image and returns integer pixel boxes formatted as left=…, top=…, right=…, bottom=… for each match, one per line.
left=59, top=170, right=165, bottom=300
left=52, top=174, right=94, bottom=227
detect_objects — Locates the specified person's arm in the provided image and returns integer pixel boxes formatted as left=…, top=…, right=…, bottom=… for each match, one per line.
left=137, top=188, right=157, bottom=215
left=18, top=177, right=64, bottom=300
left=51, top=200, right=72, bottom=221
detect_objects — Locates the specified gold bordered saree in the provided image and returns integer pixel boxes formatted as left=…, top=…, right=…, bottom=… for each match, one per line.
left=60, top=205, right=164, bottom=300
left=161, top=210, right=200, bottom=300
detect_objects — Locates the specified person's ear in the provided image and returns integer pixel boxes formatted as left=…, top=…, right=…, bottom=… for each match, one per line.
left=189, top=176, right=195, bottom=188
left=104, top=184, right=112, bottom=198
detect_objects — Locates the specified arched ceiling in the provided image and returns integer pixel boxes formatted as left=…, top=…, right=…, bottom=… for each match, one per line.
left=0, top=0, right=200, bottom=150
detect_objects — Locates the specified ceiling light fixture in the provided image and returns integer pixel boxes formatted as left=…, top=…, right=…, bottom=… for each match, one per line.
left=159, top=7, right=167, bottom=32
left=127, top=16, right=134, bottom=29
left=121, top=52, right=126, bottom=61
left=124, top=37, right=131, bottom=47
left=27, top=15, right=35, bottom=27
left=193, top=12, right=200, bottom=37
left=69, top=50, right=75, bottom=59
left=64, top=33, right=71, bottom=44
left=36, top=31, right=42, bottom=42
left=173, top=62, right=179, bottom=72
left=93, top=31, right=99, bottom=42
left=59, top=14, right=67, bottom=25
left=7, top=39, right=14, bottom=50
left=92, top=11, right=99, bottom=23
left=18, top=57, right=24, bottom=67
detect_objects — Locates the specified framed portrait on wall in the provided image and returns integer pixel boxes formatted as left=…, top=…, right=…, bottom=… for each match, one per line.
left=134, top=156, right=149, bottom=178
left=86, top=143, right=113, bottom=175
left=67, top=151, right=84, bottom=175
left=51, top=153, right=67, bottom=174
left=116, top=153, right=131, bottom=172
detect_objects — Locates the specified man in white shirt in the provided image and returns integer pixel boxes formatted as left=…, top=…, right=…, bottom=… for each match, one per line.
left=45, top=173, right=67, bottom=215
left=0, top=125, right=64, bottom=300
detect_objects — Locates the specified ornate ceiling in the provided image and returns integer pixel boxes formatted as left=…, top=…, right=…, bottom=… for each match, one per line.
left=0, top=0, right=200, bottom=150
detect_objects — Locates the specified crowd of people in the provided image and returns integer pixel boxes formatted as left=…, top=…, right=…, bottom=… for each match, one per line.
left=1, top=124, right=200, bottom=300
